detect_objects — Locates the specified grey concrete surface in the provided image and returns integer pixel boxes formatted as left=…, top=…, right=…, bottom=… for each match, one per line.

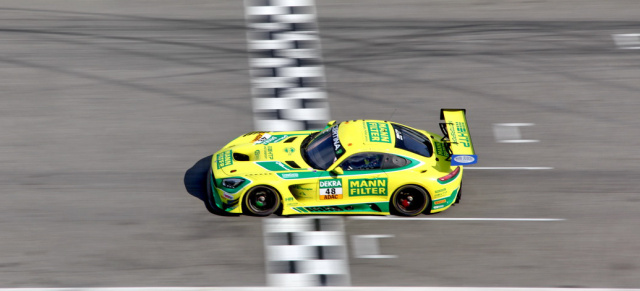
left=0, top=0, right=639, bottom=288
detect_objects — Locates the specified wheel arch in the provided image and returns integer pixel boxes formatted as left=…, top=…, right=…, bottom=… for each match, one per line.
left=389, top=183, right=433, bottom=216
left=242, top=184, right=284, bottom=216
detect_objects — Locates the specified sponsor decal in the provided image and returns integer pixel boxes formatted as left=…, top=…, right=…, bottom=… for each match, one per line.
left=277, top=171, right=320, bottom=179
left=454, top=155, right=475, bottom=164
left=319, top=179, right=343, bottom=200
left=284, top=147, right=295, bottom=155
left=434, top=188, right=448, bottom=199
left=254, top=150, right=261, bottom=159
left=284, top=197, right=294, bottom=202
left=281, top=173, right=299, bottom=178
left=223, top=192, right=234, bottom=200
left=395, top=128, right=403, bottom=140
left=331, top=125, right=345, bottom=158
left=431, top=188, right=459, bottom=210
left=447, top=123, right=457, bottom=144
left=305, top=206, right=344, bottom=212
left=275, top=162, right=289, bottom=170
left=451, top=154, right=477, bottom=166
left=264, top=145, right=274, bottom=160
left=348, top=178, right=388, bottom=196
left=454, top=121, right=471, bottom=147
left=216, top=150, right=233, bottom=169
left=254, top=133, right=270, bottom=144
left=320, top=195, right=341, bottom=200
left=252, top=133, right=265, bottom=143
left=255, top=134, right=289, bottom=145
left=434, top=141, right=450, bottom=157
left=365, top=121, right=392, bottom=143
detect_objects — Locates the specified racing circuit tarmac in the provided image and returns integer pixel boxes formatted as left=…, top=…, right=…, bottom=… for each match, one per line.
left=1, top=0, right=640, bottom=288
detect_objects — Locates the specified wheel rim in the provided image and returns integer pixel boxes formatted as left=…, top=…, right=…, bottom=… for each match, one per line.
left=246, top=187, right=279, bottom=216
left=393, top=186, right=427, bottom=216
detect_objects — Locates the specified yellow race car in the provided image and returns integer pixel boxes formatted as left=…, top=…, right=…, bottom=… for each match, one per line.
left=206, top=109, right=477, bottom=216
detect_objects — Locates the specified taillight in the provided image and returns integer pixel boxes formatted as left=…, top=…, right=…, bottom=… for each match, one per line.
left=438, top=166, right=460, bottom=182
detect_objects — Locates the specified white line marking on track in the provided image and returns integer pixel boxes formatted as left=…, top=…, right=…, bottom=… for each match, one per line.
left=612, top=33, right=640, bottom=49
left=351, top=234, right=397, bottom=259
left=464, top=167, right=553, bottom=170
left=2, top=287, right=636, bottom=291
left=493, top=123, right=539, bottom=143
left=349, top=217, right=565, bottom=222
left=498, top=140, right=540, bottom=143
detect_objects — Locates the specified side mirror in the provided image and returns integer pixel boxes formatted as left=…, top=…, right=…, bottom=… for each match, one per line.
left=331, top=166, right=344, bottom=176
left=326, top=120, right=336, bottom=127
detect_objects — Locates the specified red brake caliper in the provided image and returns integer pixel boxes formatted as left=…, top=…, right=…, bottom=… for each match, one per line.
left=401, top=195, right=413, bottom=208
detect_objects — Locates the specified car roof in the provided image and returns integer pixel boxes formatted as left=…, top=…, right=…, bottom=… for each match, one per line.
left=337, top=120, right=397, bottom=152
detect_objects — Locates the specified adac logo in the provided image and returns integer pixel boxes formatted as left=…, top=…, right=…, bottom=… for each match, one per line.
left=284, top=147, right=295, bottom=155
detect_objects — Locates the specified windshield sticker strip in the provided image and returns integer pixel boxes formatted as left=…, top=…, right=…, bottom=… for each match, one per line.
left=331, top=125, right=345, bottom=158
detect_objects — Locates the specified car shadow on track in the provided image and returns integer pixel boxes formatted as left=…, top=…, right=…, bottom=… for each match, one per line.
left=183, top=155, right=239, bottom=216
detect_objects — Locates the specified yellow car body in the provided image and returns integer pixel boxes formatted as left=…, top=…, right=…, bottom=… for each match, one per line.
left=206, top=109, right=477, bottom=216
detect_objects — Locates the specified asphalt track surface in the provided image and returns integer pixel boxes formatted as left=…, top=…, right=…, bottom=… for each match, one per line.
left=1, top=0, right=640, bottom=288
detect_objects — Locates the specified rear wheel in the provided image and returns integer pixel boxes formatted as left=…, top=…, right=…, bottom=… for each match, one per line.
left=243, top=186, right=281, bottom=216
left=391, top=185, right=429, bottom=216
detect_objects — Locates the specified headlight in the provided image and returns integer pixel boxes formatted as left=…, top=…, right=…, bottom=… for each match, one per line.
left=221, top=178, right=245, bottom=189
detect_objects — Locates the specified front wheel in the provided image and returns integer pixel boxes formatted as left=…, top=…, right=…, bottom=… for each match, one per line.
left=390, top=185, right=430, bottom=216
left=243, top=186, right=281, bottom=216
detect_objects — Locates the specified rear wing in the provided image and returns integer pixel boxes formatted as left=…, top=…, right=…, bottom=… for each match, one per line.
left=439, top=109, right=478, bottom=166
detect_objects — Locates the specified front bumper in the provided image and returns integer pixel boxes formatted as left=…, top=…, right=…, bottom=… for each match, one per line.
left=207, top=169, right=241, bottom=212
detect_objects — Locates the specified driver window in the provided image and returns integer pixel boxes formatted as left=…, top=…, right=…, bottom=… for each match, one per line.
left=339, top=153, right=384, bottom=171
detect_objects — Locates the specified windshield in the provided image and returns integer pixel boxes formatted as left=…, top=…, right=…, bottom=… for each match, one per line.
left=302, top=125, right=344, bottom=170
left=392, top=124, right=433, bottom=157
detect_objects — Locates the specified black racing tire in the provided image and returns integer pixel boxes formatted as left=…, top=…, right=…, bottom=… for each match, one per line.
left=455, top=183, right=462, bottom=204
left=390, top=185, right=430, bottom=216
left=243, top=186, right=281, bottom=216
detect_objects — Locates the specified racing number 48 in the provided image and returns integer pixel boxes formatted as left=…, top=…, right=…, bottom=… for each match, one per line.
left=325, top=188, right=337, bottom=194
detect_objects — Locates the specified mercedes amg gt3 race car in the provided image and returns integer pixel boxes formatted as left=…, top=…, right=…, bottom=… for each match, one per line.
left=206, top=109, right=477, bottom=216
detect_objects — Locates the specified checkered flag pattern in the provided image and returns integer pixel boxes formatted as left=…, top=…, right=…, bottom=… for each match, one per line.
left=263, top=217, right=350, bottom=286
left=245, top=0, right=330, bottom=131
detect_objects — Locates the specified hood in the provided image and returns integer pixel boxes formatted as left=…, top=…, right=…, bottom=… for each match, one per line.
left=214, top=131, right=313, bottom=176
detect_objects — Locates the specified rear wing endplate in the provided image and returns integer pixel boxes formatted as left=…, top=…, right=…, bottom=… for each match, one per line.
left=439, top=109, right=478, bottom=166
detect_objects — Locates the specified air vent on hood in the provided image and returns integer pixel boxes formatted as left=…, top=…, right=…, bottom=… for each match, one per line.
left=285, top=161, right=301, bottom=168
left=284, top=137, right=297, bottom=143
left=233, top=153, right=250, bottom=161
